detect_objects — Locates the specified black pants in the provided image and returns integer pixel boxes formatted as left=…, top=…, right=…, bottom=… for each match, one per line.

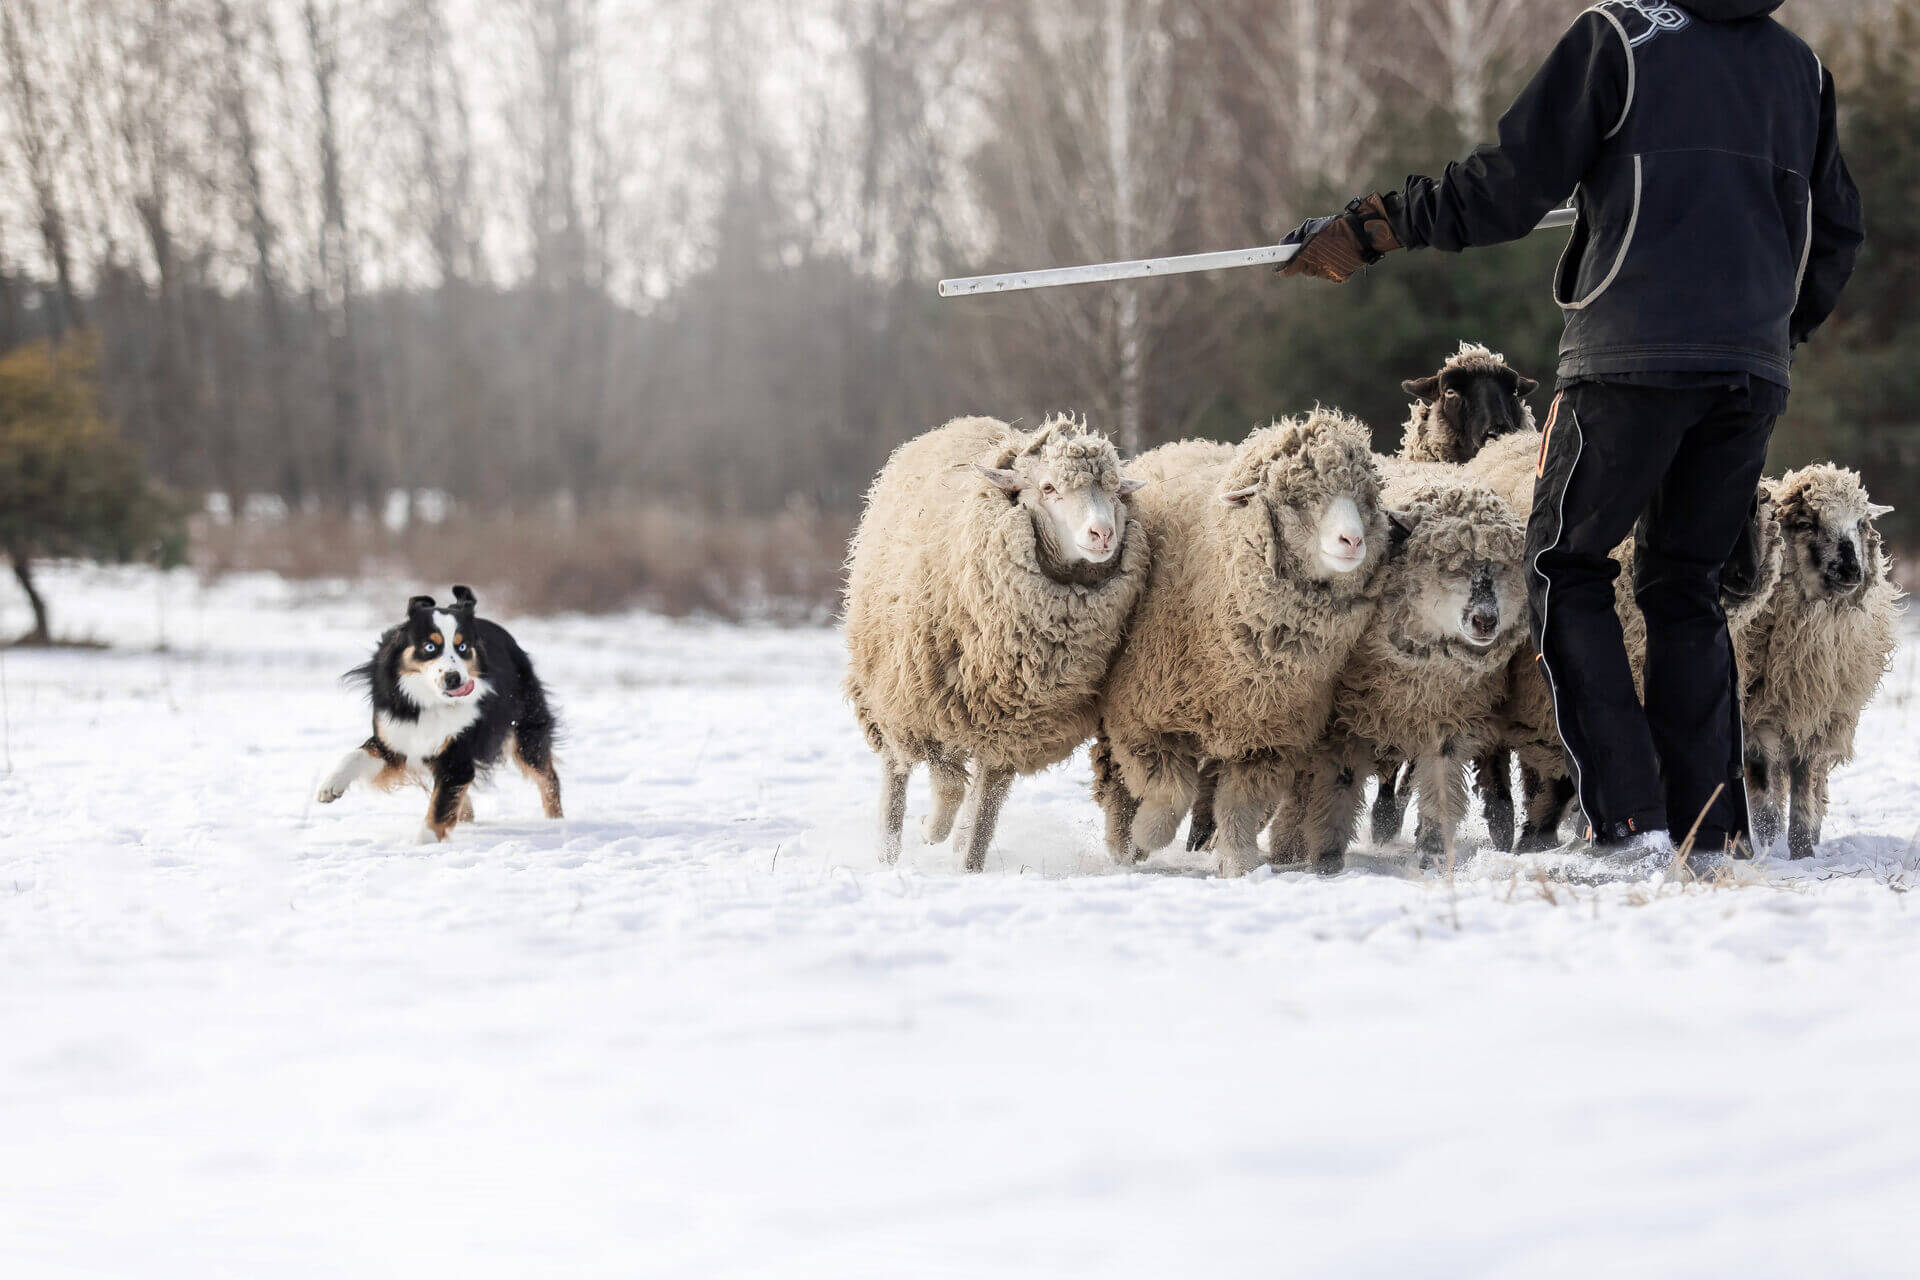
left=1526, top=382, right=1775, bottom=846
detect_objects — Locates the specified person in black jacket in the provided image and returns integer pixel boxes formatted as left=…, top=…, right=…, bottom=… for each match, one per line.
left=1281, top=0, right=1863, bottom=863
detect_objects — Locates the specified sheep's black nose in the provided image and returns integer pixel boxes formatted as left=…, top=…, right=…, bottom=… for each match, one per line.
left=1469, top=605, right=1500, bottom=637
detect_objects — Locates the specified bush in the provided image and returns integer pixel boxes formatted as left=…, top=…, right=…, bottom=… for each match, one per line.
left=0, top=336, right=185, bottom=644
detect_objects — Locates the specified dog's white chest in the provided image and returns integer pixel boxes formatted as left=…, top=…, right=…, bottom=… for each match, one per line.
left=377, top=700, right=483, bottom=763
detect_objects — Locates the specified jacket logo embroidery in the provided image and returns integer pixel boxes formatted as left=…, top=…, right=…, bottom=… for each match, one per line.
left=1609, top=0, right=1692, bottom=45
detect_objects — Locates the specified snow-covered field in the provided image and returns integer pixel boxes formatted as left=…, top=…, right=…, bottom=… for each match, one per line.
left=2, top=566, right=1918, bottom=1278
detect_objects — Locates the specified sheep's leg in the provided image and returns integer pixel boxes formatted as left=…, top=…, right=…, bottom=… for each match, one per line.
left=1124, top=744, right=1200, bottom=858
left=1787, top=756, right=1823, bottom=860
left=1090, top=734, right=1141, bottom=866
left=1186, top=760, right=1221, bottom=852
left=1517, top=765, right=1575, bottom=853
left=1304, top=763, right=1361, bottom=868
left=1369, top=758, right=1409, bottom=845
left=922, top=752, right=969, bottom=845
left=877, top=752, right=911, bottom=865
left=1215, top=757, right=1289, bottom=877
left=1414, top=750, right=1473, bottom=871
left=1474, top=749, right=1515, bottom=853
left=953, top=764, right=1016, bottom=873
left=1746, top=749, right=1781, bottom=855
left=1265, top=770, right=1309, bottom=866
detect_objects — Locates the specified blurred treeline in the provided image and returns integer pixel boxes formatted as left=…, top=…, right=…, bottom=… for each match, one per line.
left=0, top=0, right=1912, bottom=609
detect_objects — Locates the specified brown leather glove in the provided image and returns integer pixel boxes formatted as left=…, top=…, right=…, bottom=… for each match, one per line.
left=1278, top=193, right=1403, bottom=283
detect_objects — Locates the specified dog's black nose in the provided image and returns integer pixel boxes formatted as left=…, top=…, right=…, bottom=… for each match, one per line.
left=441, top=670, right=464, bottom=691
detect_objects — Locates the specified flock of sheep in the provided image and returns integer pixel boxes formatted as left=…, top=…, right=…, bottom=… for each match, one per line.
left=842, top=343, right=1901, bottom=876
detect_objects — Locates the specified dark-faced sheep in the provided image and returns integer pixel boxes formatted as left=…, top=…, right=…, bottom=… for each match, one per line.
left=1093, top=408, right=1389, bottom=876
left=1741, top=465, right=1901, bottom=858
left=843, top=414, right=1149, bottom=871
left=1398, top=342, right=1540, bottom=466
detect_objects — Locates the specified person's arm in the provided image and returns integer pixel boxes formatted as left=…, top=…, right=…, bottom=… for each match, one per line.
left=1280, top=12, right=1628, bottom=282
left=1395, top=12, right=1630, bottom=251
left=1789, top=67, right=1864, bottom=347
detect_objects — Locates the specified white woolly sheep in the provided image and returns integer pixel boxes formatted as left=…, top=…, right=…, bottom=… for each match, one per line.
left=1398, top=341, right=1541, bottom=465
left=1092, top=408, right=1388, bottom=876
left=1741, top=464, right=1901, bottom=858
left=1274, top=476, right=1529, bottom=868
left=843, top=414, right=1149, bottom=871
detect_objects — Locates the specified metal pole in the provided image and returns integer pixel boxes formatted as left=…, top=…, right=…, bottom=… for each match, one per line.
left=938, top=206, right=1579, bottom=298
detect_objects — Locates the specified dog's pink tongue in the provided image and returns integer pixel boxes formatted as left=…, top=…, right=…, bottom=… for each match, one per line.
left=448, top=679, right=476, bottom=698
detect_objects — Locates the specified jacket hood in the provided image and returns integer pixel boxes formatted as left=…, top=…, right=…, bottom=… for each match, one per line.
left=1678, top=1, right=1786, bottom=19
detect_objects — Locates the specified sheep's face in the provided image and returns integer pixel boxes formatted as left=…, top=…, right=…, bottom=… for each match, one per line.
left=975, top=419, right=1144, bottom=572
left=1221, top=412, right=1385, bottom=584
left=1384, top=492, right=1527, bottom=655
left=1405, top=557, right=1525, bottom=651
left=1223, top=484, right=1378, bottom=581
left=1774, top=468, right=1891, bottom=603
left=1403, top=363, right=1539, bottom=462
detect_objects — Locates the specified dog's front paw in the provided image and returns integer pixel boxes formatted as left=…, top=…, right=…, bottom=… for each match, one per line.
left=316, top=782, right=347, bottom=804
left=413, top=823, right=447, bottom=845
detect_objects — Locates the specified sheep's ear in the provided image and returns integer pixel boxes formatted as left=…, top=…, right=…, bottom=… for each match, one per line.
left=407, top=594, right=437, bottom=614
left=1515, top=375, right=1540, bottom=397
left=1219, top=483, right=1261, bottom=507
left=1118, top=477, right=1148, bottom=497
left=1867, top=502, right=1894, bottom=520
left=1402, top=375, right=1441, bottom=400
left=973, top=463, right=1023, bottom=493
left=1386, top=509, right=1419, bottom=555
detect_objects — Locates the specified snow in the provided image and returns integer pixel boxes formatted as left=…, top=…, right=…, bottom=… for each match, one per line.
left=2, top=565, right=1917, bottom=1278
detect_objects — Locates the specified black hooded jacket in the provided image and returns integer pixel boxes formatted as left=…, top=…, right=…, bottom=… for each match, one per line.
left=1390, top=1, right=1863, bottom=389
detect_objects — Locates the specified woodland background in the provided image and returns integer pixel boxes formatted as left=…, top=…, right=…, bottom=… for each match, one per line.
left=2, top=0, right=1915, bottom=619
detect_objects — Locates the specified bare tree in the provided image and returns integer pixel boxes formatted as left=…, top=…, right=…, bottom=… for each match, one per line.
left=1, top=0, right=84, bottom=335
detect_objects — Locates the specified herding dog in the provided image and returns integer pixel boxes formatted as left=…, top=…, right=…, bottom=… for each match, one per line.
left=317, top=586, right=562, bottom=842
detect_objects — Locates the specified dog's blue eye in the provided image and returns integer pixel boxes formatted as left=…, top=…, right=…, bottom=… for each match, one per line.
left=456, top=642, right=469, bottom=654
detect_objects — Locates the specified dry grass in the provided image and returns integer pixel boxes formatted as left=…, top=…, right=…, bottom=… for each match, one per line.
left=195, top=500, right=854, bottom=622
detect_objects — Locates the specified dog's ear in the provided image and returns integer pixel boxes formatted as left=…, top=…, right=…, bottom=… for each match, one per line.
left=408, top=594, right=437, bottom=614
left=450, top=585, right=477, bottom=611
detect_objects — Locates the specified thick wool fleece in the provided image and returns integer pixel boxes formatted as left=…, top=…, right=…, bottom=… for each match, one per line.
left=1743, top=466, right=1901, bottom=769
left=1330, top=480, right=1527, bottom=757
left=1398, top=342, right=1539, bottom=464
left=843, top=415, right=1149, bottom=776
left=1287, top=478, right=1528, bottom=861
left=1099, top=410, right=1388, bottom=796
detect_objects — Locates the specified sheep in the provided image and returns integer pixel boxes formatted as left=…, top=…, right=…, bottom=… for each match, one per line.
left=1093, top=408, right=1388, bottom=876
left=1398, top=341, right=1540, bottom=465
left=1274, top=477, right=1529, bottom=867
left=843, top=414, right=1149, bottom=871
left=1740, top=465, right=1901, bottom=858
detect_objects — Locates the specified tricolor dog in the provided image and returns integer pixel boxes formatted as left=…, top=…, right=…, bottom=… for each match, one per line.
left=317, top=586, right=562, bottom=841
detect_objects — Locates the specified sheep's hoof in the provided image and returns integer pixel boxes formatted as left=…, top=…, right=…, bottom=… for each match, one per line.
left=1514, top=827, right=1559, bottom=854
left=1312, top=853, right=1345, bottom=877
left=1788, top=829, right=1817, bottom=860
left=921, top=814, right=956, bottom=845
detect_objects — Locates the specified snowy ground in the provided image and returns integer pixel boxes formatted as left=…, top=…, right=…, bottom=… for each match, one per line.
left=2, top=565, right=1918, bottom=1278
